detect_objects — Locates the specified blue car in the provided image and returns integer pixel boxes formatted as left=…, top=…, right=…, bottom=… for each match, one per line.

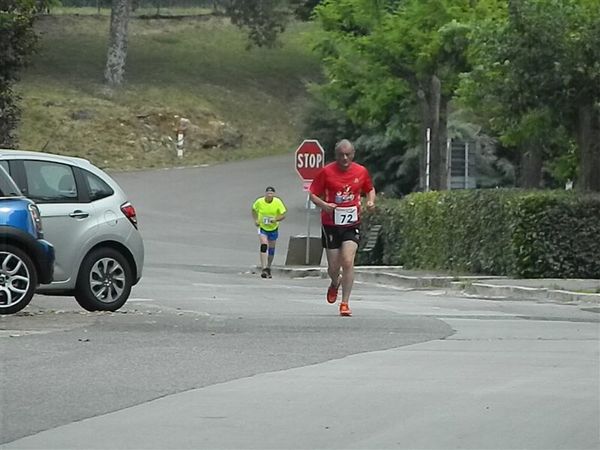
left=0, top=166, right=54, bottom=314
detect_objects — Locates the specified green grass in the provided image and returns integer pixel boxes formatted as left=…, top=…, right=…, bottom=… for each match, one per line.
left=17, top=14, right=321, bottom=170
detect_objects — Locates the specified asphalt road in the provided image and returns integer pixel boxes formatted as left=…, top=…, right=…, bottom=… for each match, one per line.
left=1, top=155, right=598, bottom=449
left=116, top=155, right=322, bottom=267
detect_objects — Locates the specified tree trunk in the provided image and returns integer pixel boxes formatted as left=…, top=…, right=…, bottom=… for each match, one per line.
left=104, top=0, right=130, bottom=87
left=418, top=75, right=448, bottom=191
left=576, top=103, right=600, bottom=192
left=517, top=147, right=543, bottom=188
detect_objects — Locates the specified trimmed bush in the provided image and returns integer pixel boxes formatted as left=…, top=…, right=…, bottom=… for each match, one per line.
left=358, top=190, right=600, bottom=278
left=511, top=192, right=600, bottom=278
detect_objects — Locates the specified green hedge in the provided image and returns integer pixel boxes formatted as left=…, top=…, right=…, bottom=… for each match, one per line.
left=358, top=190, right=600, bottom=278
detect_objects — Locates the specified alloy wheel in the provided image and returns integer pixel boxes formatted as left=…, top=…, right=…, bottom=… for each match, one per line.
left=0, top=251, right=31, bottom=308
left=89, top=257, right=126, bottom=303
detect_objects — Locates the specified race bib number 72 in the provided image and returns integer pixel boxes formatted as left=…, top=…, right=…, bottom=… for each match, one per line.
left=334, top=206, right=358, bottom=225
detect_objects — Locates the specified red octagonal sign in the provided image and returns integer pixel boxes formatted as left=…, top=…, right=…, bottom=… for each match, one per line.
left=295, top=139, right=324, bottom=181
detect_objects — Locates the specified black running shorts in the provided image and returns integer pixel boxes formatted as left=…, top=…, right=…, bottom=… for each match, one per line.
left=321, top=224, right=361, bottom=250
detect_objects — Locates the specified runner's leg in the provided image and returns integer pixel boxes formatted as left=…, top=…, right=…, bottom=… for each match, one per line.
left=322, top=225, right=341, bottom=287
left=325, top=248, right=341, bottom=287
left=339, top=240, right=359, bottom=303
left=266, top=239, right=276, bottom=277
left=258, top=232, right=268, bottom=270
left=267, top=240, right=276, bottom=268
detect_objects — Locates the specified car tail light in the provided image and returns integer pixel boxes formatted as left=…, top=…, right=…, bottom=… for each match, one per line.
left=28, top=203, right=44, bottom=239
left=120, top=202, right=138, bottom=229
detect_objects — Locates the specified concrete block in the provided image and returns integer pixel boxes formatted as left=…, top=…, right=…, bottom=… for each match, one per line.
left=285, top=236, right=322, bottom=266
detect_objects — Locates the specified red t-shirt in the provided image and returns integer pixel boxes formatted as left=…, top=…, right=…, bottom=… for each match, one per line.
left=310, top=162, right=374, bottom=226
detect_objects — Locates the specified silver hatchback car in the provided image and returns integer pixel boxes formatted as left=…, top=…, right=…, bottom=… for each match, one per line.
left=0, top=150, right=144, bottom=311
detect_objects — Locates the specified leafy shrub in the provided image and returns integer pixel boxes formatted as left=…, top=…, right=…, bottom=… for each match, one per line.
left=511, top=192, right=600, bottom=278
left=359, top=190, right=600, bottom=278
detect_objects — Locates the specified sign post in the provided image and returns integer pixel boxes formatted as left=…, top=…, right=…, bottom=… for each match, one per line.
left=175, top=117, right=190, bottom=158
left=294, top=140, right=325, bottom=264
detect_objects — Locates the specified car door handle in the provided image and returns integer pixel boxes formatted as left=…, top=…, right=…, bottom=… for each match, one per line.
left=69, top=210, right=89, bottom=219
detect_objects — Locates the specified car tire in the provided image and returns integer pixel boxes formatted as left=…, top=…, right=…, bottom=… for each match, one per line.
left=75, top=247, right=132, bottom=312
left=0, top=244, right=38, bottom=315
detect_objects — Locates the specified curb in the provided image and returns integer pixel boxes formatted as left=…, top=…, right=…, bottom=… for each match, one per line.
left=273, top=267, right=460, bottom=288
left=352, top=271, right=458, bottom=288
left=462, top=282, right=600, bottom=304
left=273, top=267, right=325, bottom=279
left=271, top=266, right=600, bottom=304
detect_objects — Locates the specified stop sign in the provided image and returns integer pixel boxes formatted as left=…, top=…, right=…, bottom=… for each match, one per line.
left=295, top=139, right=324, bottom=181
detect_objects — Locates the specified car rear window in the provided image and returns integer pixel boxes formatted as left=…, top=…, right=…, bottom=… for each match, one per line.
left=83, top=170, right=114, bottom=201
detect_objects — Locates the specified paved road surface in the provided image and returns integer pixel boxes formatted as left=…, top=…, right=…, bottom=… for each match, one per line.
left=1, top=155, right=598, bottom=449
left=116, top=156, right=319, bottom=267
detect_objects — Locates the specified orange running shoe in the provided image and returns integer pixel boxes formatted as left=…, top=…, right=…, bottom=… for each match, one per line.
left=326, top=275, right=342, bottom=304
left=339, top=303, right=352, bottom=317
left=326, top=284, right=339, bottom=304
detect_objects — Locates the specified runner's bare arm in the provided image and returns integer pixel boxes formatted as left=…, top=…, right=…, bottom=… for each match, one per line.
left=366, top=188, right=376, bottom=210
left=310, top=193, right=336, bottom=213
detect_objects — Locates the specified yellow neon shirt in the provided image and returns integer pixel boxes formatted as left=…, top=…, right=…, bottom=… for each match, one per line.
left=252, top=197, right=287, bottom=231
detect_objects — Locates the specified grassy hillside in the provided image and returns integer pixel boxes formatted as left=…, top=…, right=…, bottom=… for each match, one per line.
left=16, top=13, right=321, bottom=170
